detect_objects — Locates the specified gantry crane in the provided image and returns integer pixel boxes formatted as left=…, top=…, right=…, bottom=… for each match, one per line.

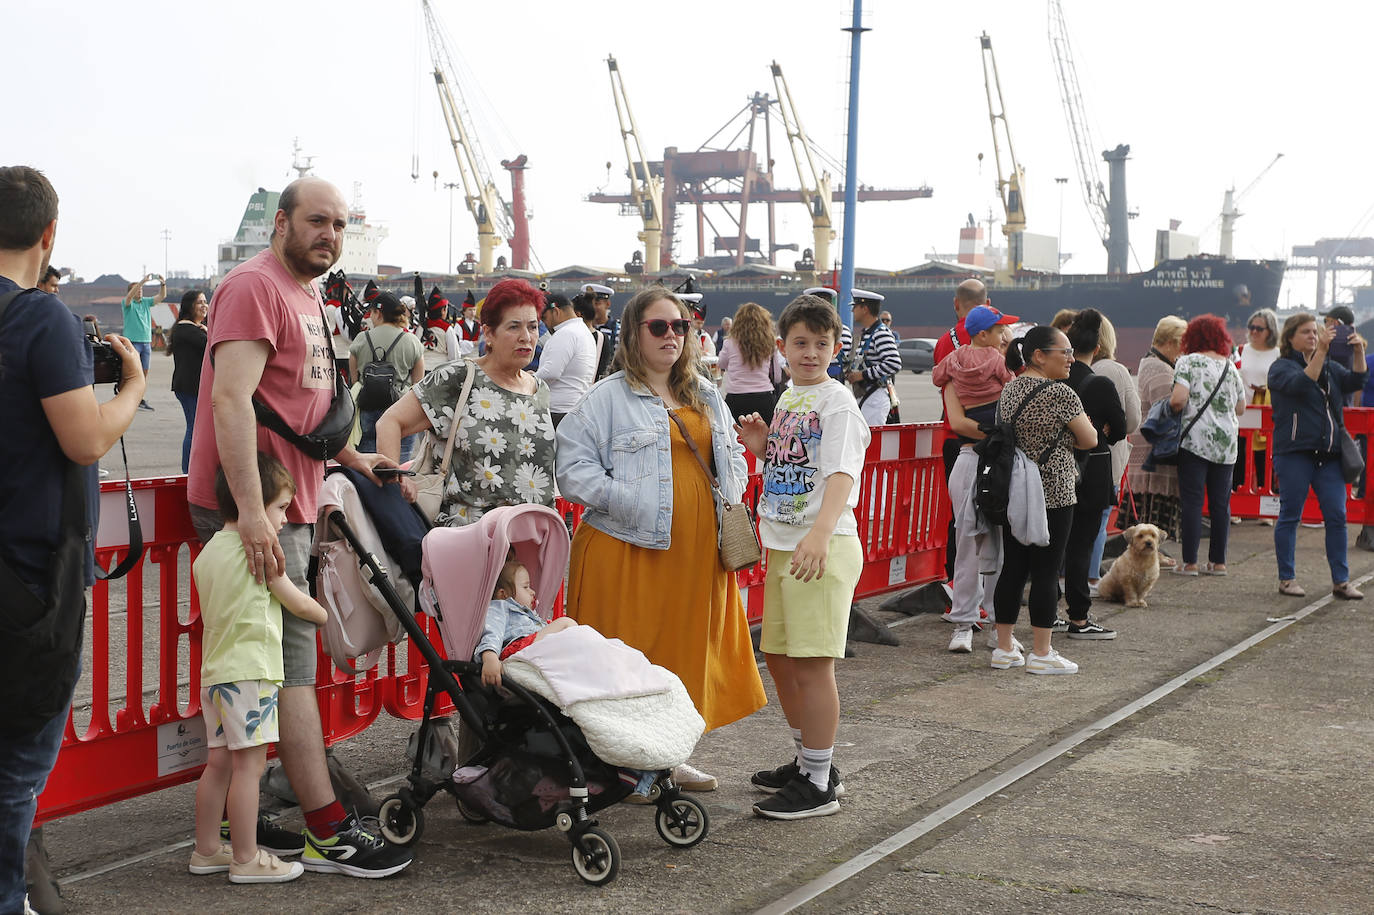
left=770, top=61, right=834, bottom=275
left=1207, top=153, right=1283, bottom=258
left=979, top=33, right=1028, bottom=264
left=421, top=0, right=517, bottom=274
left=606, top=56, right=663, bottom=271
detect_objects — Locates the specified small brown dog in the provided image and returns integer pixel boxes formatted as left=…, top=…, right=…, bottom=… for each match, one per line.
left=1096, top=523, right=1164, bottom=608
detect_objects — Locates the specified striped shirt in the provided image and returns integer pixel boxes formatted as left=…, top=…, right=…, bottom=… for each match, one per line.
left=853, top=321, right=901, bottom=384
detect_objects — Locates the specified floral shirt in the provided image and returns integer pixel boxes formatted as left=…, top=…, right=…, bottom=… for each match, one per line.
left=1173, top=353, right=1245, bottom=465
left=412, top=360, right=557, bottom=526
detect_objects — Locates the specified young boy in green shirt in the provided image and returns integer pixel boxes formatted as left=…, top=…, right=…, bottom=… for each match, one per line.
left=188, top=453, right=327, bottom=883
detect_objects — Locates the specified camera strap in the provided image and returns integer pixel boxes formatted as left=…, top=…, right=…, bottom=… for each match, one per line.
left=0, top=287, right=141, bottom=581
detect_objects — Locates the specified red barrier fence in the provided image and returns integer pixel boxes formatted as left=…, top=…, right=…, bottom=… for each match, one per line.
left=1229, top=405, right=1374, bottom=524
left=39, top=423, right=953, bottom=823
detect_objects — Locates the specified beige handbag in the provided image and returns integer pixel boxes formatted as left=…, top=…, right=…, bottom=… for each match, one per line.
left=413, top=360, right=477, bottom=523
left=666, top=409, right=761, bottom=572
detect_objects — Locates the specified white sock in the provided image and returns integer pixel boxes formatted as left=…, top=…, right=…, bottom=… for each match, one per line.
left=790, top=728, right=804, bottom=762
left=799, top=745, right=833, bottom=792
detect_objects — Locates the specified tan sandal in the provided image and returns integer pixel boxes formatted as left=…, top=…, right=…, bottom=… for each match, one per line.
left=1278, top=580, right=1306, bottom=597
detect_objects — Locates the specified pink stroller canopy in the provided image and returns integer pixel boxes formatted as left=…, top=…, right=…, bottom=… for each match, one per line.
left=421, top=504, right=571, bottom=663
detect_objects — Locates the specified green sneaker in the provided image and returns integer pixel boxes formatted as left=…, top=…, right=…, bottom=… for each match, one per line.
left=302, top=813, right=412, bottom=878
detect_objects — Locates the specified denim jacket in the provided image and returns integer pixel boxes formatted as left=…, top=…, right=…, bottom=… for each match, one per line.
left=474, top=598, right=543, bottom=660
left=555, top=371, right=748, bottom=549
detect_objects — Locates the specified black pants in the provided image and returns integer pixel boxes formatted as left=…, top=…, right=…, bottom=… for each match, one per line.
left=1064, top=498, right=1108, bottom=620
left=551, top=411, right=566, bottom=429
left=725, top=390, right=780, bottom=426
left=1178, top=450, right=1233, bottom=565
left=942, top=436, right=961, bottom=581
left=994, top=506, right=1073, bottom=629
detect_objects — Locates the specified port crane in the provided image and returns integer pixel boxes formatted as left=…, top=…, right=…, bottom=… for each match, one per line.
left=605, top=55, right=663, bottom=273
left=770, top=61, right=835, bottom=275
left=420, top=0, right=525, bottom=273
left=1204, top=153, right=1283, bottom=258
left=1047, top=0, right=1130, bottom=274
left=978, top=33, right=1028, bottom=266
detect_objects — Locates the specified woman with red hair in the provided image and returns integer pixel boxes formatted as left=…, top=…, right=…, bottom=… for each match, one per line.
left=1167, top=314, right=1247, bottom=574
left=377, top=278, right=557, bottom=526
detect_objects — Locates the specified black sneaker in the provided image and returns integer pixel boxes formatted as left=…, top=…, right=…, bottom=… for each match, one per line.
left=751, top=760, right=846, bottom=797
left=302, top=813, right=412, bottom=878
left=220, top=815, right=306, bottom=857
left=1051, top=618, right=1070, bottom=633
left=1066, top=618, right=1117, bottom=640
left=753, top=773, right=840, bottom=820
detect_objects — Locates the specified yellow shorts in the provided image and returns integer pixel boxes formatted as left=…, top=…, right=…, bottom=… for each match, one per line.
left=759, top=534, right=863, bottom=659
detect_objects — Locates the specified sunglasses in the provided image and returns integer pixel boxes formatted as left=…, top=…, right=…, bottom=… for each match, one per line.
left=641, top=318, right=691, bottom=338
left=1248, top=324, right=1267, bottom=332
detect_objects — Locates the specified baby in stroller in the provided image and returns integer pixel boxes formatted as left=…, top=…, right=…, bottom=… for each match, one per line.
left=476, top=560, right=576, bottom=688
left=476, top=559, right=658, bottom=799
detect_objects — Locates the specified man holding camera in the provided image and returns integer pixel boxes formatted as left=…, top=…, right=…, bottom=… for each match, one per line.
left=121, top=273, right=164, bottom=412
left=0, top=166, right=145, bottom=914
left=185, top=176, right=411, bottom=878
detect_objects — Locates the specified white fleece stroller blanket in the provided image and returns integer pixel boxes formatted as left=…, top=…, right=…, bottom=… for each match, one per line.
left=499, top=625, right=705, bottom=770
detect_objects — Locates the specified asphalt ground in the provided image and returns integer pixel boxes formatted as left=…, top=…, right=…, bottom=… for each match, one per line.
left=44, top=358, right=1374, bottom=913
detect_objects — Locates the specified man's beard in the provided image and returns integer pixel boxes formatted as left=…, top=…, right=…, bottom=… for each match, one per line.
left=281, top=223, right=340, bottom=278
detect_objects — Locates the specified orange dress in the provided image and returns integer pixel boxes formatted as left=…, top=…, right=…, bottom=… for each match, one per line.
left=565, top=406, right=766, bottom=732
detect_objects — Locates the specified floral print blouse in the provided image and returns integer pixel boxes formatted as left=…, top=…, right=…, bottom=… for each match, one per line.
left=1173, top=353, right=1245, bottom=465
left=412, top=359, right=557, bottom=526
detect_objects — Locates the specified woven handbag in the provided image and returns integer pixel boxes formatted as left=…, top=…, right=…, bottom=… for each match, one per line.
left=413, top=360, right=477, bottom=523
left=665, top=409, right=761, bottom=572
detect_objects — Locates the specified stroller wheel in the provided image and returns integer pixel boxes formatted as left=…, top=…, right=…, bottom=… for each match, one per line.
left=655, top=796, right=710, bottom=849
left=455, top=796, right=489, bottom=825
left=378, top=794, right=425, bottom=847
left=569, top=826, right=620, bottom=886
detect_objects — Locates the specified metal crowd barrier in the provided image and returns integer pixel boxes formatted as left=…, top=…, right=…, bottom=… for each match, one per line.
left=37, top=423, right=952, bottom=823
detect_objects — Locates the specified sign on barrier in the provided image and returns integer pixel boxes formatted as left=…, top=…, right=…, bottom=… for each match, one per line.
left=37, top=422, right=954, bottom=824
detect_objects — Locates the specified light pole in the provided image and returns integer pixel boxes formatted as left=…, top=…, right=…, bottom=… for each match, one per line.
left=837, top=1, right=869, bottom=333
left=443, top=182, right=461, bottom=274
left=160, top=228, right=171, bottom=278
left=1054, top=177, right=1068, bottom=267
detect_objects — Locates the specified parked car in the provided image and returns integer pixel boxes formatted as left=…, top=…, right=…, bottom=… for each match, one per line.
left=899, top=337, right=936, bottom=373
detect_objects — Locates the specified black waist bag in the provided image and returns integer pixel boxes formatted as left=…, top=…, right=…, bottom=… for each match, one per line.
left=0, top=459, right=88, bottom=738
left=253, top=367, right=356, bottom=462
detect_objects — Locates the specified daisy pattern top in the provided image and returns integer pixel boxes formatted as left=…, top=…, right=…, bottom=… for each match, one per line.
left=412, top=359, right=557, bottom=526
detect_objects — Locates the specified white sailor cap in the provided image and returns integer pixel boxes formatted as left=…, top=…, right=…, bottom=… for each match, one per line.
left=399, top=295, right=416, bottom=308
left=851, top=288, right=885, bottom=304
left=803, top=286, right=837, bottom=301
left=582, top=283, right=614, bottom=297
left=679, top=293, right=704, bottom=305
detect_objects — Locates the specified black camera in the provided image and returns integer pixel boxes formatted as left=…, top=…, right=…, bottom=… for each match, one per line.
left=83, top=317, right=123, bottom=385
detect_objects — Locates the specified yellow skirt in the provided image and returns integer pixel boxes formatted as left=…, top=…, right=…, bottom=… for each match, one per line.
left=565, top=406, right=766, bottom=732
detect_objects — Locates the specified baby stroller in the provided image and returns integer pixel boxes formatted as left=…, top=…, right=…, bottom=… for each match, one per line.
left=318, top=497, right=709, bottom=885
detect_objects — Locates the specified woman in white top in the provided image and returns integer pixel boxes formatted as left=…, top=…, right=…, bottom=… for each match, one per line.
left=1086, top=314, right=1141, bottom=588
left=1233, top=308, right=1280, bottom=520
left=1168, top=315, right=1247, bottom=575
left=718, top=302, right=787, bottom=424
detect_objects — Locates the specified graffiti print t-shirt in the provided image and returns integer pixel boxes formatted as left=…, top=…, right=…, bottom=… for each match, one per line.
left=758, top=379, right=870, bottom=551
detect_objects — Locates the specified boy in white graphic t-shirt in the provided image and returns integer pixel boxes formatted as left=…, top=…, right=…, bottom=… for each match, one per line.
left=735, top=293, right=870, bottom=820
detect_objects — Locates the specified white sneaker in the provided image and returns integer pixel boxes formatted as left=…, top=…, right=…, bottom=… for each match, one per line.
left=987, top=630, right=1024, bottom=653
left=1025, top=649, right=1079, bottom=675
left=990, top=647, right=1025, bottom=669
left=948, top=625, right=974, bottom=653
left=671, top=762, right=718, bottom=791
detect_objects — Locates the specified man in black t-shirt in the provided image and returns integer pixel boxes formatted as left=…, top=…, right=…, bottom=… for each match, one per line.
left=0, top=166, right=145, bottom=914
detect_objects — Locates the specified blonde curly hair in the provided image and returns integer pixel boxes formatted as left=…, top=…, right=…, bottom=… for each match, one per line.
left=728, top=302, right=776, bottom=369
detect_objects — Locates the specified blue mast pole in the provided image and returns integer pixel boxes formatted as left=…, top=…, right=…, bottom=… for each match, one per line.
left=837, top=1, right=868, bottom=334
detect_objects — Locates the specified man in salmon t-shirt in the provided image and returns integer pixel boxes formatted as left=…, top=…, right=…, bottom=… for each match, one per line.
left=934, top=278, right=989, bottom=588
left=185, top=177, right=412, bottom=878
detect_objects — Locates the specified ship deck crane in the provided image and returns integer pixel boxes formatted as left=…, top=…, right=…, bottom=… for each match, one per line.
left=770, top=61, right=834, bottom=274
left=1207, top=153, right=1283, bottom=258
left=606, top=56, right=663, bottom=271
left=421, top=0, right=519, bottom=274
left=979, top=33, right=1028, bottom=266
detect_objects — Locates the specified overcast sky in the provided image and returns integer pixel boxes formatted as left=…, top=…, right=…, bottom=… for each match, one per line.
left=8, top=1, right=1370, bottom=310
